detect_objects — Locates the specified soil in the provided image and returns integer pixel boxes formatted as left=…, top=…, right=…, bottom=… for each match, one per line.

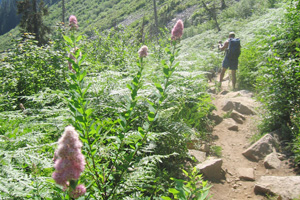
left=202, top=74, right=297, bottom=200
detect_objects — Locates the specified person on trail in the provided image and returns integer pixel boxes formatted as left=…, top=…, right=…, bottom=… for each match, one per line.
left=218, top=32, right=241, bottom=90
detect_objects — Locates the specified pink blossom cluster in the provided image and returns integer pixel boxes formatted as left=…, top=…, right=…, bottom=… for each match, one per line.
left=171, top=19, right=184, bottom=41
left=138, top=45, right=148, bottom=58
left=70, top=184, right=87, bottom=199
left=52, top=126, right=86, bottom=197
left=69, top=15, right=78, bottom=30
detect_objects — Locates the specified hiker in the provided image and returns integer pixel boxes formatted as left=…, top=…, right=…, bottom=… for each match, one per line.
left=218, top=32, right=241, bottom=90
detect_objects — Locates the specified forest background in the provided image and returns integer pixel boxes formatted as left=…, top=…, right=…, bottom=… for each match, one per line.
left=0, top=0, right=299, bottom=199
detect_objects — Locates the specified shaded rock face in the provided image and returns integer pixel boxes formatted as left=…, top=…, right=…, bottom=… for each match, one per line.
left=242, top=134, right=279, bottom=161
left=254, top=176, right=300, bottom=200
left=196, top=158, right=224, bottom=181
left=264, top=152, right=281, bottom=169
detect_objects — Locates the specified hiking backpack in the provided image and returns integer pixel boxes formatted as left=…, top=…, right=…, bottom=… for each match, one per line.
left=227, top=38, right=241, bottom=60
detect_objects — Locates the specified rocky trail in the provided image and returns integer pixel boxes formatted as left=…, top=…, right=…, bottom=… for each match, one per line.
left=187, top=74, right=300, bottom=200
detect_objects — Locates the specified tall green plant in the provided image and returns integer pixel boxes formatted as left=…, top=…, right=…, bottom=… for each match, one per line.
left=61, top=16, right=188, bottom=199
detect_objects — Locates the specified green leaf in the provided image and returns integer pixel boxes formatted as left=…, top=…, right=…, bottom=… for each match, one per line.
left=76, top=35, right=82, bottom=42
left=148, top=111, right=155, bottom=122
left=169, top=188, right=179, bottom=195
left=161, top=197, right=172, bottom=200
left=63, top=35, right=73, bottom=45
left=70, top=180, right=78, bottom=190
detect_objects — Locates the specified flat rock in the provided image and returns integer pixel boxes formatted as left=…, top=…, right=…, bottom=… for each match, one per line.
left=242, top=134, right=279, bottom=161
left=264, top=152, right=281, bottom=169
left=188, top=150, right=206, bottom=163
left=196, top=158, right=223, bottom=181
left=254, top=176, right=300, bottom=200
left=237, top=168, right=255, bottom=181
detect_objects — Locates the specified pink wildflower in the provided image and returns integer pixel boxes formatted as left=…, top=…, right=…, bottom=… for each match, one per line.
left=138, top=45, right=148, bottom=58
left=171, top=19, right=184, bottom=41
left=70, top=184, right=86, bottom=199
left=52, top=126, right=85, bottom=188
left=69, top=15, right=78, bottom=30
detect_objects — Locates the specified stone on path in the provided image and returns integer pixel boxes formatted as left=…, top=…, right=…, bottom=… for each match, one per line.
left=264, top=152, right=281, bottom=169
left=237, top=168, right=255, bottom=181
left=188, top=150, right=206, bottom=163
left=208, top=112, right=223, bottom=125
left=254, top=176, right=300, bottom=200
left=196, top=158, right=223, bottom=181
left=242, top=134, right=279, bottom=161
left=230, top=111, right=246, bottom=124
left=228, top=125, right=239, bottom=131
left=187, top=140, right=210, bottom=152
left=222, top=101, right=234, bottom=112
left=220, top=90, right=229, bottom=95
left=234, top=102, right=255, bottom=115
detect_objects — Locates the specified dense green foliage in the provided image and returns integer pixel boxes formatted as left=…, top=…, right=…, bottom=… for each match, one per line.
left=236, top=0, right=300, bottom=164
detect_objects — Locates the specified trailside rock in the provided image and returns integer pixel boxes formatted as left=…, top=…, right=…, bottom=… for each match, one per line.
left=264, top=152, right=281, bottom=169
left=254, top=176, right=300, bottom=200
left=234, top=102, right=255, bottom=115
left=188, top=150, right=206, bottom=163
left=242, top=134, right=279, bottom=161
left=208, top=112, right=223, bottom=125
left=230, top=111, right=246, bottom=124
left=237, top=168, right=255, bottom=181
left=196, top=158, right=223, bottom=181
left=222, top=101, right=256, bottom=115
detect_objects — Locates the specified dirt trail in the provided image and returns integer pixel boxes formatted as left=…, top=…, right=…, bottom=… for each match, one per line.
left=206, top=75, right=296, bottom=200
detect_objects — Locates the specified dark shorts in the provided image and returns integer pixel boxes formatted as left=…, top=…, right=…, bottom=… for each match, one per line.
left=222, top=56, right=238, bottom=70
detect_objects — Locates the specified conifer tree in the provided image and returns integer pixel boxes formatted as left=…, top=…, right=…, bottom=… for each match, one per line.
left=17, top=0, right=50, bottom=45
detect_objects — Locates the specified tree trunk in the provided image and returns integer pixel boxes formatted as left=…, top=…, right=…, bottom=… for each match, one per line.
left=62, top=0, right=65, bottom=24
left=221, top=0, right=227, bottom=10
left=153, top=0, right=159, bottom=35
left=32, top=0, right=39, bottom=42
left=201, top=1, right=221, bottom=32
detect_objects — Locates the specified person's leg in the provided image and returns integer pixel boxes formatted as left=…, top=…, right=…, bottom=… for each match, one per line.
left=219, top=67, right=227, bottom=87
left=231, top=70, right=236, bottom=90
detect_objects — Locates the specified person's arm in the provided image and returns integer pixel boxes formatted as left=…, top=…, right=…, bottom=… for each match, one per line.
left=218, top=40, right=229, bottom=51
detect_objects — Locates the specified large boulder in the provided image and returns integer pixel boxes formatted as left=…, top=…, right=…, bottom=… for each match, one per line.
left=242, top=134, right=279, bottom=161
left=264, top=152, right=281, bottom=169
left=196, top=158, right=223, bottom=181
left=254, top=176, right=300, bottom=200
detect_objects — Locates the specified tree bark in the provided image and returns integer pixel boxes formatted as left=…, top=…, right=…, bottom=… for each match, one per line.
left=201, top=1, right=221, bottom=32
left=220, top=0, right=227, bottom=10
left=62, top=0, right=65, bottom=24
left=153, top=0, right=159, bottom=35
